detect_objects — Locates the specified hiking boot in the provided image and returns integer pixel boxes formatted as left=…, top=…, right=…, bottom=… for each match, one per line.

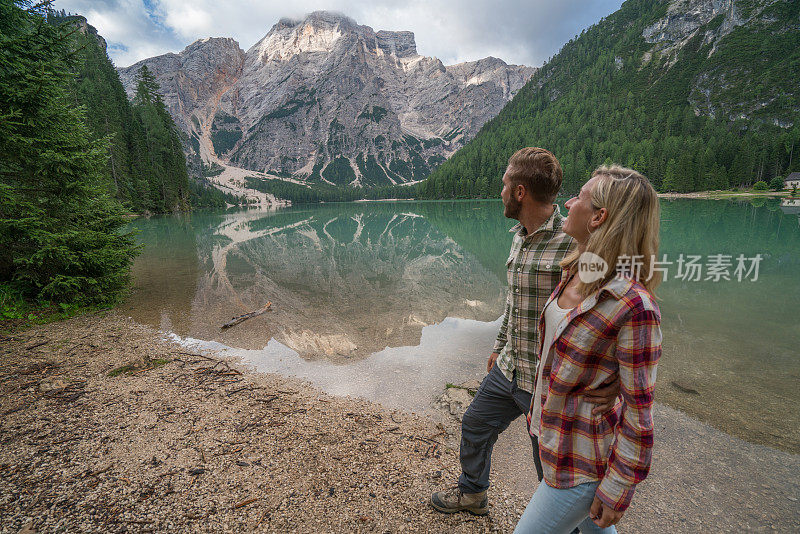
left=430, top=487, right=489, bottom=515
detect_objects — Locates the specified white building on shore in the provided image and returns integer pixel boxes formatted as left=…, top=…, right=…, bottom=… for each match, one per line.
left=785, top=172, right=800, bottom=189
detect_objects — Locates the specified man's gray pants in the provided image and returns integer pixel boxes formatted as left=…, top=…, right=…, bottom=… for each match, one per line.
left=458, top=364, right=544, bottom=494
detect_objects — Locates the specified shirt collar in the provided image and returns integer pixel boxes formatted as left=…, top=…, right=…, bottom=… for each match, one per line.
left=598, top=275, right=636, bottom=300
left=509, top=204, right=564, bottom=236
left=551, top=268, right=635, bottom=306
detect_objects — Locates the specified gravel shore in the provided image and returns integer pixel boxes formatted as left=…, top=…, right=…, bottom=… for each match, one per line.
left=0, top=313, right=522, bottom=533
left=2, top=312, right=798, bottom=533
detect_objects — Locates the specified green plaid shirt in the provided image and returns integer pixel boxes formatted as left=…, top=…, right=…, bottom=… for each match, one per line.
left=493, top=205, right=575, bottom=393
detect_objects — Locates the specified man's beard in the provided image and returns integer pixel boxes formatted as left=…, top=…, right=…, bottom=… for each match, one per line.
left=504, top=196, right=521, bottom=219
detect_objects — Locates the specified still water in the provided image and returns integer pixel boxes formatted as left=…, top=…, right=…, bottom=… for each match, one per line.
left=120, top=199, right=800, bottom=452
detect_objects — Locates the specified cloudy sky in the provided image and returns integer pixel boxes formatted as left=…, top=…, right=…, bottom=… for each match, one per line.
left=53, top=0, right=624, bottom=68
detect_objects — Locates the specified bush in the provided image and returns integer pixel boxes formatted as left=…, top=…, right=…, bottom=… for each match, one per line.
left=752, top=180, right=769, bottom=191
left=770, top=176, right=785, bottom=190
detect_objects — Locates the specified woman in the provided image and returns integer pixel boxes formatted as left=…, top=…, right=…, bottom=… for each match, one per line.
left=514, top=165, right=662, bottom=533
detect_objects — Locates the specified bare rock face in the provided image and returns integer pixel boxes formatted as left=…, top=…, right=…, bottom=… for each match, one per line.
left=118, top=11, right=535, bottom=186
left=119, top=37, right=245, bottom=139
left=641, top=0, right=794, bottom=124
left=64, top=15, right=108, bottom=52
left=642, top=0, right=743, bottom=65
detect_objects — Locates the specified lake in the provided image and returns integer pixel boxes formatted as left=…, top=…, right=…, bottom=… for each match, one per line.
left=120, top=198, right=800, bottom=453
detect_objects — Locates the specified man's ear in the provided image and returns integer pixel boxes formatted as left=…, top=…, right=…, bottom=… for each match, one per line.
left=590, top=207, right=607, bottom=231
left=516, top=183, right=525, bottom=201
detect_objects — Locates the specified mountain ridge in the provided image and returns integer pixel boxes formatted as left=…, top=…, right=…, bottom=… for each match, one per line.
left=117, top=11, right=535, bottom=187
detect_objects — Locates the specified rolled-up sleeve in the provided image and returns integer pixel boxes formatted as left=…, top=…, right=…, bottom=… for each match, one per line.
left=596, top=307, right=661, bottom=512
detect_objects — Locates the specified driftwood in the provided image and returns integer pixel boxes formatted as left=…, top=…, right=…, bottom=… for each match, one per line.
left=221, top=302, right=272, bottom=329
left=234, top=497, right=259, bottom=509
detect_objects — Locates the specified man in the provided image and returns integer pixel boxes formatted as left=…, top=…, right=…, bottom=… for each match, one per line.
left=431, top=147, right=619, bottom=516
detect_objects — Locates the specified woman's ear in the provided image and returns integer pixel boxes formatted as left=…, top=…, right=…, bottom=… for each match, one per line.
left=590, top=207, right=608, bottom=231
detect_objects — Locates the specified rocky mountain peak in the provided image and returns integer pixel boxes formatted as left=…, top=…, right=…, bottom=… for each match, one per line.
left=252, top=10, right=421, bottom=64
left=118, top=11, right=536, bottom=187
left=183, top=36, right=242, bottom=55
left=375, top=30, right=417, bottom=58
left=254, top=11, right=363, bottom=63
left=304, top=10, right=358, bottom=27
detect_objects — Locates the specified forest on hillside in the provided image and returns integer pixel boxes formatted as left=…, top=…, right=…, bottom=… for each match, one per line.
left=56, top=12, right=241, bottom=212
left=419, top=0, right=800, bottom=199
left=0, top=2, right=238, bottom=310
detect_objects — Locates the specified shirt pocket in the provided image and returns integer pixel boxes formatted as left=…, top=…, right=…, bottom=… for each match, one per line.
left=548, top=351, right=584, bottom=394
left=533, top=264, right=562, bottom=299
left=506, top=245, right=519, bottom=285
left=537, top=246, right=563, bottom=272
left=506, top=241, right=520, bottom=267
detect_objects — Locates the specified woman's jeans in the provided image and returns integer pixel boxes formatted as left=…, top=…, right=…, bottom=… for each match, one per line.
left=513, top=480, right=618, bottom=534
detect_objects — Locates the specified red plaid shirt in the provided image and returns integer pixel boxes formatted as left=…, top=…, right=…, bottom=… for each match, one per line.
left=527, top=270, right=662, bottom=512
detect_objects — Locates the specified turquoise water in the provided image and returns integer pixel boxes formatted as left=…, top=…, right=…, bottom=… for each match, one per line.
left=121, top=198, right=800, bottom=451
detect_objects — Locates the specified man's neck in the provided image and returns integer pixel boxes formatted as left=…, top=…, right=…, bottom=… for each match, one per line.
left=519, top=202, right=555, bottom=235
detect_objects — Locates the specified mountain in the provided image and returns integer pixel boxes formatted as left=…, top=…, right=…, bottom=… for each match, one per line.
left=117, top=11, right=535, bottom=186
left=49, top=13, right=242, bottom=212
left=171, top=205, right=505, bottom=358
left=420, top=0, right=800, bottom=198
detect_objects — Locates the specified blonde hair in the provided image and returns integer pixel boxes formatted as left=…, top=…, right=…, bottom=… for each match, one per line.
left=561, top=165, right=661, bottom=297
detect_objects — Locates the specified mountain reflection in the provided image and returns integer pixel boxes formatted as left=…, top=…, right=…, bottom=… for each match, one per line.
left=123, top=199, right=800, bottom=452
left=124, top=203, right=507, bottom=359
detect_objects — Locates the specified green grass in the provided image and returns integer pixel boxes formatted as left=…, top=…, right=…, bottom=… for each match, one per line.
left=445, top=383, right=477, bottom=397
left=108, top=364, right=136, bottom=377
left=0, top=283, right=95, bottom=333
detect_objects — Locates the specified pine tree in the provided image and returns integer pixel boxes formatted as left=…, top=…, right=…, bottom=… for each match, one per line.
left=662, top=159, right=679, bottom=192
left=130, top=65, right=190, bottom=212
left=133, top=65, right=161, bottom=106
left=0, top=0, right=139, bottom=304
left=68, top=24, right=140, bottom=206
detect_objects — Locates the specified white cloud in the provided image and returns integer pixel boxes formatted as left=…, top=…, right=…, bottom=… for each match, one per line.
left=163, top=4, right=213, bottom=38
left=54, top=0, right=623, bottom=68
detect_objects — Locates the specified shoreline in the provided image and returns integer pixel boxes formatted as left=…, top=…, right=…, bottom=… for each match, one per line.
left=1, top=313, right=798, bottom=532
left=657, top=190, right=791, bottom=199
left=0, top=313, right=522, bottom=533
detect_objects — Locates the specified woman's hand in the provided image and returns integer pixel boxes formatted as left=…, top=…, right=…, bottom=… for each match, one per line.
left=590, top=496, right=624, bottom=528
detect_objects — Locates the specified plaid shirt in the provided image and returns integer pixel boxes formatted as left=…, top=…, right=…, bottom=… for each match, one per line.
left=528, top=271, right=662, bottom=512
left=493, top=206, right=575, bottom=393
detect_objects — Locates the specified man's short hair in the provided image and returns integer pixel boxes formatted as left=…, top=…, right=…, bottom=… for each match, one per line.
left=506, top=147, right=563, bottom=203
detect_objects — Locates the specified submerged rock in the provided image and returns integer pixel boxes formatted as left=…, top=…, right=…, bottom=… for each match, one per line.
left=436, top=379, right=480, bottom=420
